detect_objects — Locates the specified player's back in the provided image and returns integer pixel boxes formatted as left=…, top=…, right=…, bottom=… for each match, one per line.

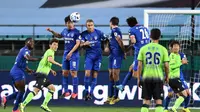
left=61, top=28, right=80, bottom=54
left=109, top=27, right=123, bottom=57
left=129, top=25, right=150, bottom=54
left=36, top=49, right=54, bottom=75
left=11, top=46, right=30, bottom=72
left=138, top=43, right=169, bottom=81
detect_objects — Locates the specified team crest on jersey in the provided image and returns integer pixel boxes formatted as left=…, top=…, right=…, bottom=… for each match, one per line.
left=67, top=33, right=70, bottom=37
left=94, top=36, right=97, bottom=40
left=114, top=32, right=118, bottom=37
left=71, top=33, right=74, bottom=37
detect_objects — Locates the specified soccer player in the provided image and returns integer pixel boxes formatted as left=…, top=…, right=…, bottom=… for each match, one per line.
left=137, top=28, right=169, bottom=112
left=47, top=15, right=80, bottom=99
left=20, top=38, right=62, bottom=112
left=104, top=17, right=125, bottom=105
left=1, top=38, right=40, bottom=112
left=116, top=16, right=150, bottom=91
left=166, top=41, right=189, bottom=112
left=164, top=40, right=191, bottom=112
left=80, top=19, right=107, bottom=101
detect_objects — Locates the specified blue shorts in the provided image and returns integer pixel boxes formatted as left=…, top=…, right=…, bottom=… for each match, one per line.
left=132, top=53, right=139, bottom=71
left=168, top=79, right=189, bottom=92
left=62, top=57, right=79, bottom=71
left=10, top=67, right=25, bottom=83
left=85, top=57, right=102, bottom=71
left=108, top=56, right=123, bottom=69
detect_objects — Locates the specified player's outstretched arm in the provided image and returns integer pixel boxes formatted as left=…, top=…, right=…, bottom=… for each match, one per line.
left=115, top=36, right=125, bottom=52
left=47, top=56, right=62, bottom=67
left=46, top=28, right=62, bottom=38
left=25, top=54, right=41, bottom=62
left=25, top=66, right=34, bottom=74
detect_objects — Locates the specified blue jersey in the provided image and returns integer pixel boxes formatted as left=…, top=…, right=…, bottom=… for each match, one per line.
left=11, top=46, right=30, bottom=71
left=61, top=28, right=80, bottom=57
left=81, top=29, right=106, bottom=59
left=129, top=25, right=150, bottom=55
left=109, top=27, right=123, bottom=57
left=179, top=52, right=186, bottom=80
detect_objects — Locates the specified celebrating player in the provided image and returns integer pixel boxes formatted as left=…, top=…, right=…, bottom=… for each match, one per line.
left=116, top=16, right=150, bottom=91
left=137, top=28, right=169, bottom=112
left=47, top=15, right=80, bottom=99
left=1, top=38, right=40, bottom=112
left=20, top=38, right=62, bottom=112
left=80, top=19, right=107, bottom=101
left=104, top=17, right=125, bottom=105
left=167, top=41, right=189, bottom=112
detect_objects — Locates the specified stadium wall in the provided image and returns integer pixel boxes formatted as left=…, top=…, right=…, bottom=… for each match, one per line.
left=0, top=71, right=200, bottom=107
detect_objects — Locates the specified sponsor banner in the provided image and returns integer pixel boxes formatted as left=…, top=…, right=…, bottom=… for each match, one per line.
left=0, top=71, right=200, bottom=107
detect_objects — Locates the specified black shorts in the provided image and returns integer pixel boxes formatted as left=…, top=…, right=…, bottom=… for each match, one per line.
left=142, top=79, right=164, bottom=100
left=169, top=78, right=185, bottom=93
left=33, top=73, right=51, bottom=90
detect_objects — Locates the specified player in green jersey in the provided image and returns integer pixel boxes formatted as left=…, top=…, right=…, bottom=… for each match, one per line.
left=20, top=39, right=62, bottom=112
left=137, top=28, right=169, bottom=112
left=168, top=41, right=188, bottom=112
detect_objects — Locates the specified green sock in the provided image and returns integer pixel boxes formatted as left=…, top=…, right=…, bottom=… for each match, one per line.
left=155, top=106, right=163, bottom=112
left=173, top=96, right=184, bottom=109
left=42, top=91, right=53, bottom=106
left=23, top=92, right=35, bottom=106
left=141, top=107, right=149, bottom=112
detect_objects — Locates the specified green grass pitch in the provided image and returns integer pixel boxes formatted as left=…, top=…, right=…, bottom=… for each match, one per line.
left=0, top=106, right=199, bottom=112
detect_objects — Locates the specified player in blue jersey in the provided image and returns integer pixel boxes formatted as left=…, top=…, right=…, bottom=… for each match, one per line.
left=164, top=40, right=191, bottom=112
left=104, top=17, right=125, bottom=105
left=116, top=17, right=150, bottom=91
left=1, top=38, right=40, bottom=112
left=47, top=15, right=80, bottom=99
left=80, top=19, right=107, bottom=101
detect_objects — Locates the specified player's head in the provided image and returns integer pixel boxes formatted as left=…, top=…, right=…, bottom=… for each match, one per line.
left=49, top=38, right=59, bottom=51
left=168, top=39, right=174, bottom=52
left=86, top=19, right=94, bottom=32
left=110, top=17, right=119, bottom=28
left=126, top=16, right=138, bottom=27
left=150, top=28, right=161, bottom=40
left=25, top=38, right=34, bottom=50
left=64, top=15, right=74, bottom=29
left=170, top=40, right=180, bottom=53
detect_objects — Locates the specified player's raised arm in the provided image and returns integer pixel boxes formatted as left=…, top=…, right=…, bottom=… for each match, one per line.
left=25, top=54, right=41, bottom=62
left=46, top=28, right=62, bottom=38
left=48, top=56, right=62, bottom=67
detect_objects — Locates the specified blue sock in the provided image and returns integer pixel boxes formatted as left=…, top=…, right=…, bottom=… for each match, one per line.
left=109, top=81, right=114, bottom=98
left=62, top=76, right=69, bottom=93
left=184, top=95, right=190, bottom=108
left=122, top=71, right=132, bottom=86
left=6, top=92, right=18, bottom=101
left=114, top=81, right=120, bottom=98
left=164, top=96, right=171, bottom=110
left=84, top=76, right=90, bottom=92
left=90, top=78, right=97, bottom=95
left=73, top=77, right=79, bottom=94
left=13, top=92, right=24, bottom=111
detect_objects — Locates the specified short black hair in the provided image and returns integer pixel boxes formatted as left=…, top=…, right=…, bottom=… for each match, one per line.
left=64, top=15, right=71, bottom=23
left=168, top=39, right=174, bottom=47
left=49, top=38, right=59, bottom=45
left=170, top=40, right=180, bottom=48
left=150, top=28, right=161, bottom=40
left=86, top=19, right=94, bottom=23
left=110, top=17, right=119, bottom=26
left=126, top=16, right=138, bottom=27
left=25, top=37, right=33, bottom=44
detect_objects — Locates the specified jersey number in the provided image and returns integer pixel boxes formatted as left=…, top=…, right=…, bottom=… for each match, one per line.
left=146, top=52, right=160, bottom=65
left=140, top=29, right=149, bottom=39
